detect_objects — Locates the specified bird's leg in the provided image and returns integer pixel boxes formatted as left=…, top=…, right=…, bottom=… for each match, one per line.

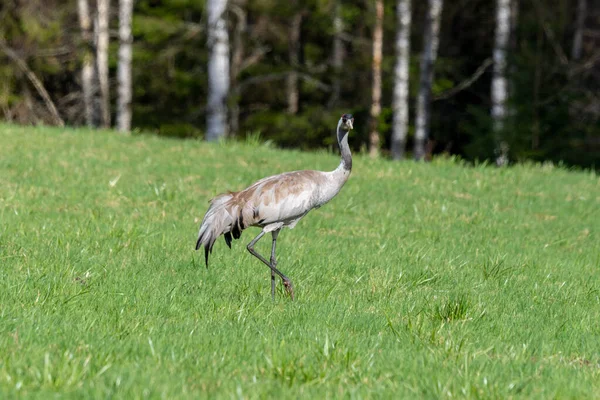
left=270, top=230, right=280, bottom=300
left=247, top=230, right=294, bottom=300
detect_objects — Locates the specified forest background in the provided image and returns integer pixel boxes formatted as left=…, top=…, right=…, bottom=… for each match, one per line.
left=0, top=0, right=598, bottom=168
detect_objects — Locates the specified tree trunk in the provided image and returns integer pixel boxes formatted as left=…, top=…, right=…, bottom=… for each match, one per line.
left=509, top=0, right=519, bottom=139
left=491, top=0, right=511, bottom=166
left=287, top=7, right=304, bottom=115
left=96, top=0, right=111, bottom=128
left=572, top=0, right=586, bottom=61
left=117, top=0, right=133, bottom=133
left=328, top=1, right=344, bottom=108
left=532, top=22, right=542, bottom=151
left=230, top=0, right=247, bottom=137
left=368, top=0, right=384, bottom=158
left=77, top=0, right=96, bottom=127
left=206, top=0, right=230, bottom=141
left=414, top=0, right=443, bottom=161
left=391, top=0, right=412, bottom=160
left=510, top=0, right=519, bottom=51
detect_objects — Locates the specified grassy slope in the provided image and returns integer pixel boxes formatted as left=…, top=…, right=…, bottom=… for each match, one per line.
left=0, top=124, right=599, bottom=399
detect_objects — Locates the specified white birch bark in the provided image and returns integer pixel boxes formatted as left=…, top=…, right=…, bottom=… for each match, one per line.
left=229, top=0, right=246, bottom=137
left=572, top=0, right=586, bottom=61
left=77, top=0, right=96, bottom=127
left=286, top=9, right=303, bottom=115
left=491, top=0, right=511, bottom=165
left=328, top=1, right=344, bottom=108
left=206, top=0, right=230, bottom=141
left=96, top=0, right=111, bottom=128
left=117, top=0, right=133, bottom=132
left=414, top=0, right=443, bottom=160
left=117, top=0, right=133, bottom=133
left=368, top=0, right=384, bottom=157
left=391, top=0, right=412, bottom=160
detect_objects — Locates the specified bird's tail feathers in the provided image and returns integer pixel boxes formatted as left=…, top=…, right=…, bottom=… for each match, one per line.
left=195, top=193, right=242, bottom=267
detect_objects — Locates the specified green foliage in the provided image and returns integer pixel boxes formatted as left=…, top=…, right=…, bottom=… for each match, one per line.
left=1, top=125, right=600, bottom=397
left=0, top=0, right=76, bottom=123
left=155, top=122, right=203, bottom=139
left=242, top=108, right=350, bottom=150
left=0, top=0, right=598, bottom=167
left=462, top=104, right=496, bottom=161
left=434, top=295, right=470, bottom=322
left=131, top=1, right=207, bottom=131
left=481, top=256, right=512, bottom=281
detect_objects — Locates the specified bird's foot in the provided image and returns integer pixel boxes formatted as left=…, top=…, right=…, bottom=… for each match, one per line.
left=283, top=279, right=295, bottom=301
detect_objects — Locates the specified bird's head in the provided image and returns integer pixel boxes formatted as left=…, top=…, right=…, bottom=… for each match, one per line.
left=340, top=114, right=354, bottom=131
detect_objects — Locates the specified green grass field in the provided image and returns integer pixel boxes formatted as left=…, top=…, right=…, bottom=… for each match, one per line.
left=1, top=124, right=599, bottom=398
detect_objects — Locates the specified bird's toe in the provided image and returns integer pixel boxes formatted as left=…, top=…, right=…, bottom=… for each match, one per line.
left=283, top=280, right=295, bottom=300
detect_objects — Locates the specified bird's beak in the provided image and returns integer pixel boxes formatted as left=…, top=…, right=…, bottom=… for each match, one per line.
left=347, top=118, right=354, bottom=130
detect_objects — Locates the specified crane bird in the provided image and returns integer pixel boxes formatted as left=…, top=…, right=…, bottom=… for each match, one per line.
left=195, top=114, right=354, bottom=300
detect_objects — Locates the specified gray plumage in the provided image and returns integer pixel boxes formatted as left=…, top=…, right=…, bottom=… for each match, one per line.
left=195, top=114, right=354, bottom=299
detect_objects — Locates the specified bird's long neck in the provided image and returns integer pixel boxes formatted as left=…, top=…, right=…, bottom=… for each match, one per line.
left=337, top=125, right=352, bottom=171
left=316, top=121, right=352, bottom=206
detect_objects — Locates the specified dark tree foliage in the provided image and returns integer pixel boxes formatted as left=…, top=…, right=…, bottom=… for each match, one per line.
left=0, top=0, right=598, bottom=168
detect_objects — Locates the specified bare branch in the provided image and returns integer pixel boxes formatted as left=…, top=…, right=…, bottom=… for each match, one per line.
left=181, top=22, right=204, bottom=40
left=1, top=103, right=12, bottom=122
left=33, top=46, right=73, bottom=58
left=0, top=37, right=65, bottom=126
left=338, top=32, right=371, bottom=47
left=531, top=0, right=569, bottom=66
left=569, top=50, right=600, bottom=76
left=298, top=72, right=331, bottom=91
left=433, top=58, right=493, bottom=101
left=239, top=72, right=288, bottom=90
left=229, top=3, right=246, bottom=26
left=240, top=46, right=270, bottom=72
left=541, top=22, right=569, bottom=66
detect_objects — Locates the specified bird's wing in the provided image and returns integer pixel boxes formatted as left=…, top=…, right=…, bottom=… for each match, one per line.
left=234, top=170, right=327, bottom=228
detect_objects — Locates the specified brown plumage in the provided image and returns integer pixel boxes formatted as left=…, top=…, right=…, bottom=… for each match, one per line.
left=195, top=114, right=354, bottom=299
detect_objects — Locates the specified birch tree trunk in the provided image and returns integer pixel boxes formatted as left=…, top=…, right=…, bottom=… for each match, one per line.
left=230, top=0, right=247, bottom=137
left=572, top=0, right=586, bottom=61
left=287, top=7, right=303, bottom=115
left=117, top=0, right=133, bottom=133
left=96, top=0, right=111, bottom=128
left=491, top=0, right=511, bottom=166
left=77, top=0, right=96, bottom=127
left=368, top=0, right=384, bottom=158
left=391, top=0, right=412, bottom=160
left=414, top=0, right=443, bottom=160
left=328, top=1, right=344, bottom=108
left=206, top=0, right=230, bottom=141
